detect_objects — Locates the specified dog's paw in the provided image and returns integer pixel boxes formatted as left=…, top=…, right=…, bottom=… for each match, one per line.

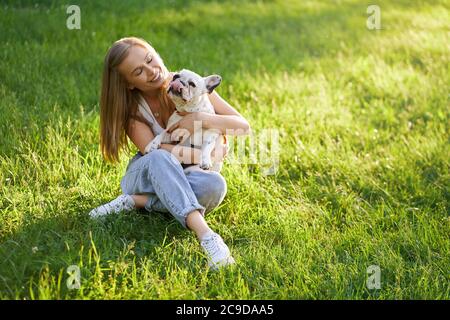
left=145, top=138, right=162, bottom=154
left=149, top=141, right=160, bottom=152
left=200, top=158, right=213, bottom=170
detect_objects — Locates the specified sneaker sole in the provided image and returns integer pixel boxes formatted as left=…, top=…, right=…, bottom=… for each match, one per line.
left=209, top=256, right=236, bottom=270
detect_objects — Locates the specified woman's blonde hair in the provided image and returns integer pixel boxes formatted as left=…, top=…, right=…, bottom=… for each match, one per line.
left=99, top=37, right=173, bottom=163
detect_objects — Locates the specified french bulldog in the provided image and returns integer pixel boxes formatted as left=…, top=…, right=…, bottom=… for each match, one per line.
left=144, top=69, right=225, bottom=172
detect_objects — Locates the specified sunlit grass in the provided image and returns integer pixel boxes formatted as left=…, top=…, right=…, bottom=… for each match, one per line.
left=0, top=0, right=449, bottom=299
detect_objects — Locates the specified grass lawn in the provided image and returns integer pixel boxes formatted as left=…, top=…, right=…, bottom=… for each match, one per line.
left=0, top=0, right=449, bottom=299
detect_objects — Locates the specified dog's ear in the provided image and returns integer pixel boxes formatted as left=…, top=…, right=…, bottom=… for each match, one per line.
left=204, top=75, right=222, bottom=94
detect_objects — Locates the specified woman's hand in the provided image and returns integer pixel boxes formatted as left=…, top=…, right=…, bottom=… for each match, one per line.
left=167, top=111, right=205, bottom=143
left=167, top=111, right=228, bottom=162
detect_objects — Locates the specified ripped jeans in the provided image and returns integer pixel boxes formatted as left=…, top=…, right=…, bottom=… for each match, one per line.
left=120, top=149, right=227, bottom=228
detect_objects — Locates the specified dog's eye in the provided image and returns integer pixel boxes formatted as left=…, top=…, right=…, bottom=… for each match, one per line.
left=172, top=74, right=180, bottom=81
left=188, top=81, right=196, bottom=88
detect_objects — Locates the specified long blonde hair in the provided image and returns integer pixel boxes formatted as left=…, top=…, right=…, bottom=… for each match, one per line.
left=99, top=37, right=173, bottom=163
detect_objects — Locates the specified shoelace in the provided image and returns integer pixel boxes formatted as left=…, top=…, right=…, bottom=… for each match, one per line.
left=202, top=234, right=222, bottom=257
left=99, top=202, right=117, bottom=214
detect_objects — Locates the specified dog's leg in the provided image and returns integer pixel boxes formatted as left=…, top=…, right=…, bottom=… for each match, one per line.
left=144, top=133, right=165, bottom=154
left=159, top=130, right=172, bottom=144
left=200, top=133, right=219, bottom=170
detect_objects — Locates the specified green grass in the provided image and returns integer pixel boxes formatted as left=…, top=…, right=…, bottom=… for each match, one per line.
left=0, top=0, right=449, bottom=299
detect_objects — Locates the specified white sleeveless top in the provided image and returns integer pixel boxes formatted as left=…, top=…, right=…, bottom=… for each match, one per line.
left=137, top=94, right=165, bottom=135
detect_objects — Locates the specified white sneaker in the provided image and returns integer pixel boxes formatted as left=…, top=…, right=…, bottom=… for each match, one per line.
left=200, top=232, right=235, bottom=270
left=89, top=194, right=135, bottom=218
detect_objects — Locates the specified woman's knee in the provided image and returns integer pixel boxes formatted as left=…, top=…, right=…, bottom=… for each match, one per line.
left=196, top=172, right=227, bottom=212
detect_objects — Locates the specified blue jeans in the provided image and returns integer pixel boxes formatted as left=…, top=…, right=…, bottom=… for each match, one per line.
left=120, top=149, right=227, bottom=228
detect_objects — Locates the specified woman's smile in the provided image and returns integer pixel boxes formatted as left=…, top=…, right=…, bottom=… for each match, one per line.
left=149, top=70, right=162, bottom=83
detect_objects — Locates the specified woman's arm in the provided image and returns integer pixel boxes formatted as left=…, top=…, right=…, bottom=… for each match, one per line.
left=203, top=91, right=251, bottom=135
left=127, top=119, right=201, bottom=164
left=167, top=91, right=251, bottom=136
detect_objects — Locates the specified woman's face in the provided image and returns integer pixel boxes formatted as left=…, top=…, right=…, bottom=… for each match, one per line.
left=118, top=45, right=169, bottom=93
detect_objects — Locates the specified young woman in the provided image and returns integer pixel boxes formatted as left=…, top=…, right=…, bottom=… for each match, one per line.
left=88, top=37, right=250, bottom=269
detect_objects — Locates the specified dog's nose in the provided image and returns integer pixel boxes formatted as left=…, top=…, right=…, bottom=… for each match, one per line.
left=171, top=79, right=184, bottom=93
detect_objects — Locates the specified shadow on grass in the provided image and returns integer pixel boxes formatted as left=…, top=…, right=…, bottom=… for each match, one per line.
left=0, top=208, right=189, bottom=298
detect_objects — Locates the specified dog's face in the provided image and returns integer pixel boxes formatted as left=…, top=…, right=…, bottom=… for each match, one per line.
left=167, top=69, right=221, bottom=106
